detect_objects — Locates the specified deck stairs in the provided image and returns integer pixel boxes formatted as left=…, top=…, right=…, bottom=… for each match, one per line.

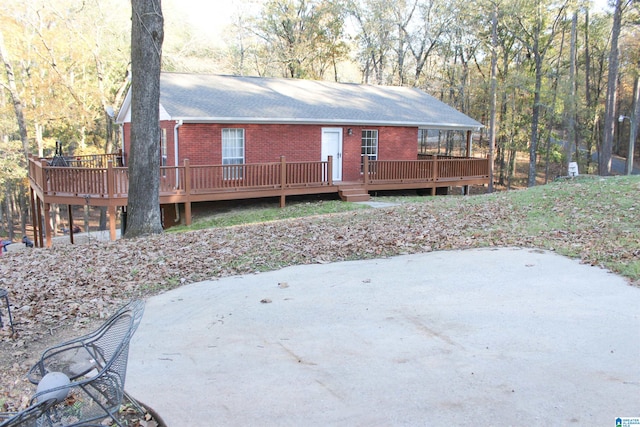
left=338, top=184, right=370, bottom=202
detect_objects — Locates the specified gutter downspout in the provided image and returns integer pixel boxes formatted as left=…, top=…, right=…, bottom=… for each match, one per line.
left=174, top=120, right=183, bottom=221
left=119, top=124, right=125, bottom=165
left=174, top=119, right=183, bottom=181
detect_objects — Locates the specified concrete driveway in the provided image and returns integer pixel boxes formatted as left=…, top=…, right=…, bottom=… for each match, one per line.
left=127, top=248, right=640, bottom=426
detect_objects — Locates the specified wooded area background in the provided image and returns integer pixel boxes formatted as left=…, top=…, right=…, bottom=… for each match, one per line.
left=0, top=0, right=638, bottom=240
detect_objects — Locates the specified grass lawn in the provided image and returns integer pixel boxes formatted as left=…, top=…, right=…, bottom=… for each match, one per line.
left=169, top=175, right=639, bottom=283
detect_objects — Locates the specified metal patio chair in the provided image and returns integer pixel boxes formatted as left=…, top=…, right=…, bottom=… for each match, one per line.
left=25, top=300, right=145, bottom=427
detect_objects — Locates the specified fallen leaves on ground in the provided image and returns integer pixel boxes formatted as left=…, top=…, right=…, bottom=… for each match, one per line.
left=1, top=177, right=638, bottom=412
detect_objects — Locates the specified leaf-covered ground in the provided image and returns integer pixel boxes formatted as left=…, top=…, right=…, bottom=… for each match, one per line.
left=1, top=176, right=638, bottom=412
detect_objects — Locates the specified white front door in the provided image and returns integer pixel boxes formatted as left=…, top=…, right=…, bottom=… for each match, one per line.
left=321, top=128, right=343, bottom=181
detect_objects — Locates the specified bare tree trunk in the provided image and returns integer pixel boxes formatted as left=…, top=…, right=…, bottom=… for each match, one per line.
left=564, top=11, right=578, bottom=169
left=0, top=30, right=29, bottom=164
left=5, top=189, right=15, bottom=241
left=36, top=122, right=45, bottom=157
left=601, top=0, right=624, bottom=176
left=498, top=50, right=510, bottom=186
left=125, top=0, right=164, bottom=238
left=522, top=0, right=567, bottom=186
left=528, top=52, right=543, bottom=187
left=584, top=9, right=594, bottom=171
left=507, top=149, right=517, bottom=190
left=545, top=19, right=565, bottom=183
left=84, top=205, right=90, bottom=234
left=94, top=51, right=116, bottom=154
left=498, top=143, right=505, bottom=185
left=19, top=188, right=28, bottom=236
left=52, top=204, right=60, bottom=237
left=628, top=73, right=640, bottom=175
left=488, top=3, right=498, bottom=193
left=99, top=206, right=107, bottom=231
left=0, top=198, right=4, bottom=236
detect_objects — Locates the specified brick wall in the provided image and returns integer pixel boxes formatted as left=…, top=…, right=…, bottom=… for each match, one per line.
left=123, top=122, right=419, bottom=181
left=120, top=121, right=177, bottom=166
left=175, top=123, right=324, bottom=164
left=379, top=127, right=418, bottom=160
left=122, top=123, right=130, bottom=164
left=341, top=126, right=418, bottom=181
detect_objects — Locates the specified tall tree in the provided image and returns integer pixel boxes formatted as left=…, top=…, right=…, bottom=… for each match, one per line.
left=512, top=0, right=567, bottom=187
left=495, top=19, right=519, bottom=186
left=582, top=8, right=610, bottom=173
left=488, top=1, right=499, bottom=193
left=257, top=0, right=346, bottom=79
left=583, top=7, right=594, bottom=170
left=349, top=0, right=396, bottom=84
left=125, top=0, right=164, bottom=238
left=564, top=10, right=578, bottom=169
left=402, top=0, right=451, bottom=88
left=0, top=0, right=131, bottom=157
left=627, top=72, right=639, bottom=174
left=600, top=0, right=626, bottom=175
left=0, top=30, right=29, bottom=163
left=543, top=15, right=565, bottom=183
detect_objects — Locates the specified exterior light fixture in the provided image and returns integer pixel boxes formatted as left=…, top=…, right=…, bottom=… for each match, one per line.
left=347, top=128, right=353, bottom=136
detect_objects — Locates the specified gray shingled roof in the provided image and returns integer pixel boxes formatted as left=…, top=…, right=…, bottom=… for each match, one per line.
left=123, top=73, right=483, bottom=130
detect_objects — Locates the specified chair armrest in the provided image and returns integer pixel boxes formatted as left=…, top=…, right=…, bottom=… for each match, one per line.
left=27, top=342, right=100, bottom=384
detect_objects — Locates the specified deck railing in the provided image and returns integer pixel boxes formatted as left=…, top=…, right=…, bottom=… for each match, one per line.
left=30, top=154, right=488, bottom=202
left=28, top=153, right=489, bottom=245
left=29, top=156, right=334, bottom=200
left=436, top=157, right=489, bottom=180
left=366, top=160, right=433, bottom=182
left=365, top=156, right=489, bottom=184
left=157, top=159, right=332, bottom=194
left=46, top=167, right=109, bottom=196
left=62, top=153, right=122, bottom=168
left=189, top=163, right=282, bottom=191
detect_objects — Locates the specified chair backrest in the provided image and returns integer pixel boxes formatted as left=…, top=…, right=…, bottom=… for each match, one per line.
left=91, top=300, right=145, bottom=384
left=28, top=300, right=145, bottom=426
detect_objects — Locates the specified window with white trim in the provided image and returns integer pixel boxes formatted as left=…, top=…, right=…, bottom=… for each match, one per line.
left=361, top=129, right=378, bottom=173
left=222, top=128, right=245, bottom=179
left=160, top=128, right=168, bottom=177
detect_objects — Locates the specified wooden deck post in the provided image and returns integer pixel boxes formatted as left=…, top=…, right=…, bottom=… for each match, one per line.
left=363, top=155, right=369, bottom=185
left=36, top=197, right=44, bottom=248
left=108, top=205, right=117, bottom=240
left=184, top=159, right=192, bottom=226
left=107, top=161, right=117, bottom=241
left=431, top=155, right=438, bottom=196
left=280, top=156, right=286, bottom=208
left=107, top=160, right=114, bottom=198
left=464, top=131, right=472, bottom=195
left=68, top=205, right=75, bottom=244
left=327, top=156, right=333, bottom=186
left=29, top=188, right=39, bottom=248
left=43, top=203, right=52, bottom=248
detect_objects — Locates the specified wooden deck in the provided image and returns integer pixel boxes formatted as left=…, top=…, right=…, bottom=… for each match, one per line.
left=28, top=154, right=489, bottom=246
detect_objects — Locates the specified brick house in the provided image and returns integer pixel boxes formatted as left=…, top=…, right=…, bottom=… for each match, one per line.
left=28, top=73, right=488, bottom=246
left=115, top=73, right=483, bottom=183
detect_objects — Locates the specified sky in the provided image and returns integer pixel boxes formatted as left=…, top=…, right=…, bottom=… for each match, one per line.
left=166, top=0, right=614, bottom=47
left=166, top=0, right=263, bottom=42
